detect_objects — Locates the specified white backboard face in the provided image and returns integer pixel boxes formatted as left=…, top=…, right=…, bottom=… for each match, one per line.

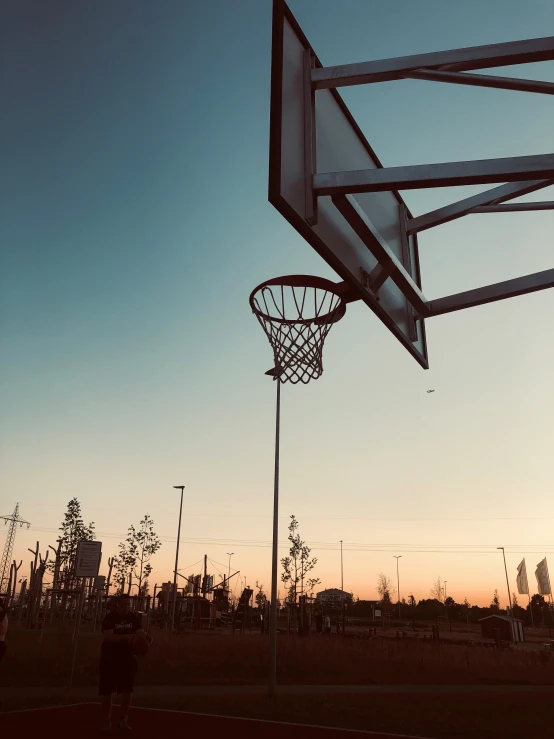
left=269, top=0, right=428, bottom=368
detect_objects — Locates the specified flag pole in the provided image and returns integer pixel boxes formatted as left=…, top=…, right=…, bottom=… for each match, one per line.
left=497, top=547, right=512, bottom=616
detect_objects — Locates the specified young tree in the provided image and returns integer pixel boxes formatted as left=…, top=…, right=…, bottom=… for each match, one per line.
left=116, top=514, right=162, bottom=595
left=430, top=577, right=444, bottom=602
left=53, top=498, right=95, bottom=588
left=490, top=589, right=500, bottom=612
left=280, top=515, right=318, bottom=603
left=376, top=573, right=395, bottom=612
left=139, top=579, right=150, bottom=597
left=114, top=547, right=134, bottom=594
left=529, top=593, right=550, bottom=627
left=255, top=581, right=267, bottom=608
left=407, top=594, right=417, bottom=609
left=306, top=577, right=321, bottom=596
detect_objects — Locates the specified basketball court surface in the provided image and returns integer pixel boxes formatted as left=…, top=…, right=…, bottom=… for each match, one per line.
left=1, top=703, right=431, bottom=739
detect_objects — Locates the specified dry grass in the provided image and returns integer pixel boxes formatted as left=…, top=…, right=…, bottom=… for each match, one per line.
left=2, top=626, right=554, bottom=688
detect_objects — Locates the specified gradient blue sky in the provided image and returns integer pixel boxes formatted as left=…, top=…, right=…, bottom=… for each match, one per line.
left=1, top=0, right=553, bottom=605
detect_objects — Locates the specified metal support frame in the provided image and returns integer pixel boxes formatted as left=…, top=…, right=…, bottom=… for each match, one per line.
left=311, top=36, right=554, bottom=89
left=471, top=201, right=554, bottom=213
left=402, top=69, right=554, bottom=96
left=303, top=49, right=317, bottom=225
left=418, top=268, right=554, bottom=318
left=407, top=180, right=553, bottom=234
left=314, top=155, right=554, bottom=196
left=332, top=194, right=429, bottom=316
left=362, top=262, right=395, bottom=295
left=300, top=23, right=554, bottom=334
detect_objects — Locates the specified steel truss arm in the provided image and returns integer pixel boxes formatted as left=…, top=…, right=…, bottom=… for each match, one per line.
left=313, top=155, right=554, bottom=196
left=472, top=201, right=554, bottom=213
left=311, top=36, right=554, bottom=89
left=331, top=194, right=429, bottom=316
left=420, top=269, right=554, bottom=318
left=402, top=69, right=554, bottom=95
left=407, top=180, right=552, bottom=234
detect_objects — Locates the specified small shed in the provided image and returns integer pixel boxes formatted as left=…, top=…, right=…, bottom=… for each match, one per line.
left=478, top=615, right=525, bottom=643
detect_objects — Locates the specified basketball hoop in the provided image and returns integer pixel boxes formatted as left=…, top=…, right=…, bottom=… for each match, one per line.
left=249, top=275, right=346, bottom=385
left=249, top=274, right=346, bottom=697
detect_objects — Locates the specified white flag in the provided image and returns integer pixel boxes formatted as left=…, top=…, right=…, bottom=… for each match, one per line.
left=535, top=558, right=551, bottom=596
left=516, top=559, right=529, bottom=595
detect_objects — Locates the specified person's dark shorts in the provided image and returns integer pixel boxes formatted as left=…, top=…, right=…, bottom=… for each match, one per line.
left=0, top=642, right=6, bottom=664
left=99, top=654, right=137, bottom=695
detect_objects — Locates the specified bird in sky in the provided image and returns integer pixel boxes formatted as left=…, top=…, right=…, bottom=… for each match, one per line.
left=427, top=389, right=435, bottom=393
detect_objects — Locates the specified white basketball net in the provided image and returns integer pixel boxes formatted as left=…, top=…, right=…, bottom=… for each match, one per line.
left=250, top=278, right=345, bottom=385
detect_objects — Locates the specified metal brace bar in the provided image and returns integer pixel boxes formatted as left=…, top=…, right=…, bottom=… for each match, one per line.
left=398, top=204, right=418, bottom=341
left=334, top=281, right=361, bottom=303
left=407, top=180, right=552, bottom=234
left=303, top=49, right=317, bottom=226
left=332, top=194, right=429, bottom=316
left=471, top=201, right=554, bottom=213
left=311, top=36, right=554, bottom=89
left=313, top=155, right=554, bottom=195
left=420, top=268, right=554, bottom=318
left=403, top=68, right=554, bottom=95
left=364, top=262, right=396, bottom=294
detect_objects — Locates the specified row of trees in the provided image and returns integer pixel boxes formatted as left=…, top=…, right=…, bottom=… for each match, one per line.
left=376, top=573, right=448, bottom=607
left=370, top=572, right=552, bottom=626
left=353, top=592, right=553, bottom=626
left=48, top=498, right=161, bottom=595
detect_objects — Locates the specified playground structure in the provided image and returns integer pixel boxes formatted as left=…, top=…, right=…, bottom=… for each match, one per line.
left=0, top=539, right=254, bottom=636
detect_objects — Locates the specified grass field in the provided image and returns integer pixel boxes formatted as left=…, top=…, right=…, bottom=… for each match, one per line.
left=2, top=624, right=554, bottom=688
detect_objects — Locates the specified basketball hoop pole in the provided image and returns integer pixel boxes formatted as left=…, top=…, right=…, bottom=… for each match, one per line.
left=268, top=373, right=281, bottom=697
left=249, top=276, right=346, bottom=696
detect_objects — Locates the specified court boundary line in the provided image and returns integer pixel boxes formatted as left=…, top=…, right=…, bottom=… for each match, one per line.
left=0, top=701, right=433, bottom=738
left=129, top=704, right=434, bottom=738
left=0, top=702, right=95, bottom=715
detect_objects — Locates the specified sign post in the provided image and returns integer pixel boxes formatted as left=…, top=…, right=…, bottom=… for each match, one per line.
left=75, top=541, right=102, bottom=578
left=67, top=540, right=102, bottom=695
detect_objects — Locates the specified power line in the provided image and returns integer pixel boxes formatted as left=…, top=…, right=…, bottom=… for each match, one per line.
left=178, top=558, right=204, bottom=572
left=14, top=525, right=554, bottom=556
left=14, top=511, right=554, bottom=522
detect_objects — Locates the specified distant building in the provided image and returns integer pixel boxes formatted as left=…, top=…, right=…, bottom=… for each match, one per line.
left=478, top=615, right=525, bottom=643
left=316, top=588, right=351, bottom=604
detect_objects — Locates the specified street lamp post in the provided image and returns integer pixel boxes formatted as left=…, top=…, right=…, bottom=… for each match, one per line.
left=340, top=540, right=344, bottom=592
left=226, top=552, right=234, bottom=581
left=340, top=540, right=345, bottom=636
left=497, top=547, right=513, bottom=615
left=170, top=485, right=185, bottom=631
left=393, top=556, right=402, bottom=621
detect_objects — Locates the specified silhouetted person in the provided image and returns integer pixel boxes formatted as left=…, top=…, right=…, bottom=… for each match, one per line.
left=315, top=611, right=323, bottom=633
left=99, top=594, right=149, bottom=731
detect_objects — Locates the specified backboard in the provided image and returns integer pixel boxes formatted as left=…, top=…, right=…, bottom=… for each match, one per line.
left=268, top=0, right=554, bottom=370
left=269, top=0, right=428, bottom=368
